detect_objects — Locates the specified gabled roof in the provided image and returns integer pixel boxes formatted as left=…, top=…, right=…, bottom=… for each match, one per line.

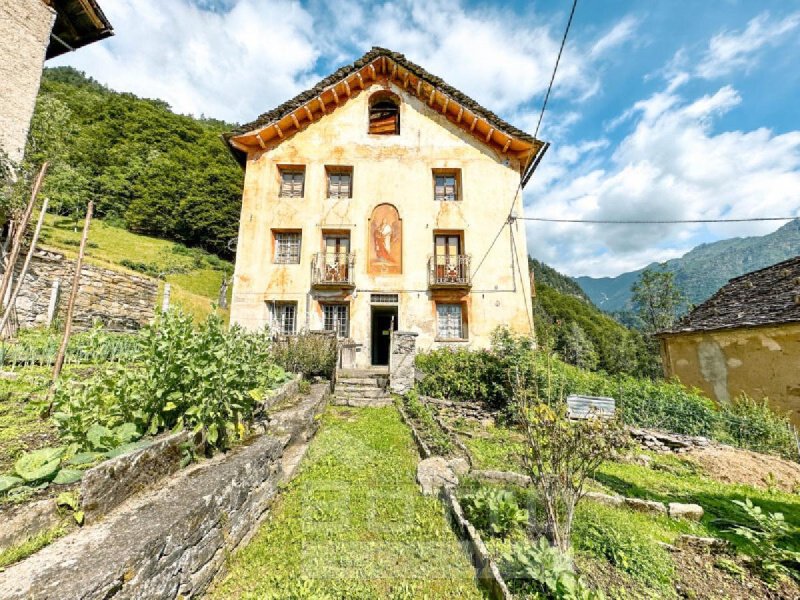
left=45, top=0, right=114, bottom=59
left=223, top=47, right=547, bottom=180
left=662, top=255, right=800, bottom=335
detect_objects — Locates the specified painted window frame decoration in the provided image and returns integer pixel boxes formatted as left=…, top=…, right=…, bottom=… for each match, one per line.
left=274, top=231, right=302, bottom=264
left=279, top=167, right=305, bottom=198
left=322, top=303, right=350, bottom=338
left=326, top=166, right=353, bottom=199
left=436, top=302, right=466, bottom=340
left=433, top=170, right=460, bottom=201
left=270, top=302, right=297, bottom=335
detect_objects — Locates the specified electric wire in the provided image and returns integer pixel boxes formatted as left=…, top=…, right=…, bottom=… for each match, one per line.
left=534, top=0, right=578, bottom=140
left=518, top=216, right=799, bottom=224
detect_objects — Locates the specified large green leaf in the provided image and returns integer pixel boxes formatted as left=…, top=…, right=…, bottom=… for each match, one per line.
left=66, top=451, right=103, bottom=466
left=86, top=423, right=115, bottom=451
left=0, top=474, right=23, bottom=493
left=53, top=469, right=84, bottom=485
left=14, top=447, right=65, bottom=482
left=113, top=422, right=140, bottom=444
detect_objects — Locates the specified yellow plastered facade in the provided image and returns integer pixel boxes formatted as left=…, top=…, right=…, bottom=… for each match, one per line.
left=230, top=81, right=534, bottom=367
left=660, top=323, right=800, bottom=425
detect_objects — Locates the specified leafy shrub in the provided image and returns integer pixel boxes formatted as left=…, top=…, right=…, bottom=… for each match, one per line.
left=271, top=332, right=337, bottom=379
left=119, top=258, right=162, bottom=278
left=728, top=498, right=800, bottom=584
left=460, top=487, right=528, bottom=538
left=52, top=310, right=289, bottom=451
left=501, top=537, right=604, bottom=599
left=715, top=395, right=796, bottom=459
left=0, top=325, right=140, bottom=367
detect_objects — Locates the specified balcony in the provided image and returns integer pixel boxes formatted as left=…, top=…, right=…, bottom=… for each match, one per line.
left=312, top=252, right=355, bottom=288
left=428, top=255, right=472, bottom=289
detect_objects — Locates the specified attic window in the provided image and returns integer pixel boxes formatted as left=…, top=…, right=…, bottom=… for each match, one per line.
left=369, top=92, right=400, bottom=135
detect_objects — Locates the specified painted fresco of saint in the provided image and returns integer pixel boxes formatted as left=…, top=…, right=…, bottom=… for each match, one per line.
left=369, top=204, right=401, bottom=273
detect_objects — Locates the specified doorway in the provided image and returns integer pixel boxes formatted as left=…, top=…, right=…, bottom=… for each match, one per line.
left=371, top=305, right=398, bottom=366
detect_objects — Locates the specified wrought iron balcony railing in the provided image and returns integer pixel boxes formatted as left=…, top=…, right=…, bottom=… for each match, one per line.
left=428, top=254, right=472, bottom=288
left=311, top=252, right=355, bottom=287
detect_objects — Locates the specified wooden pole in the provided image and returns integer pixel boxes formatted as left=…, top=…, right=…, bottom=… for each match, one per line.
left=47, top=201, right=92, bottom=409
left=0, top=197, right=49, bottom=337
left=0, top=163, right=48, bottom=309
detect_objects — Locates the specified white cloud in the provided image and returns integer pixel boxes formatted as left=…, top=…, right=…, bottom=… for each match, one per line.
left=696, top=11, right=800, bottom=79
left=53, top=0, right=638, bottom=128
left=526, top=81, right=800, bottom=277
left=51, top=0, right=319, bottom=122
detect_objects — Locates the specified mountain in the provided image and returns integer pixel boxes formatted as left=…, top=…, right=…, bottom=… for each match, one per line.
left=530, top=259, right=660, bottom=378
left=23, top=67, right=243, bottom=257
left=575, top=219, right=800, bottom=312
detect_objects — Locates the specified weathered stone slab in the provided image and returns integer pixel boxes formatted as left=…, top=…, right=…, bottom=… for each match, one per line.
left=470, top=470, right=532, bottom=488
left=266, top=382, right=330, bottom=444
left=624, top=497, right=667, bottom=515
left=80, top=430, right=192, bottom=520
left=0, top=499, right=63, bottom=553
left=668, top=502, right=704, bottom=521
left=417, top=457, right=458, bottom=495
left=584, top=491, right=624, bottom=507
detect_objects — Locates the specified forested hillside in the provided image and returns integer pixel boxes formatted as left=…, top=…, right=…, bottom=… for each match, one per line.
left=24, top=67, right=243, bottom=257
left=531, top=259, right=659, bottom=378
left=576, top=219, right=800, bottom=311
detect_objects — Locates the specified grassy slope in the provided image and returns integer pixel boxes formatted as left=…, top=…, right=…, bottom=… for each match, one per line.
left=39, top=215, right=232, bottom=322
left=210, top=406, right=485, bottom=599
left=461, top=424, right=800, bottom=594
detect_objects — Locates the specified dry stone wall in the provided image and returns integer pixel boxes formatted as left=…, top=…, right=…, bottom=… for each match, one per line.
left=5, top=248, right=157, bottom=331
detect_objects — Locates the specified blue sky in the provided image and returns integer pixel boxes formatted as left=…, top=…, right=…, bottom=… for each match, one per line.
left=52, top=0, right=800, bottom=277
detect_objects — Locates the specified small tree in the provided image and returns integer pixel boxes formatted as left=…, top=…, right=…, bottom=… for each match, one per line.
left=558, top=321, right=599, bottom=371
left=630, top=267, right=685, bottom=334
left=515, top=356, right=627, bottom=552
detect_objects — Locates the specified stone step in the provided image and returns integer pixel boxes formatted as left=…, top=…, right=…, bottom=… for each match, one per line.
left=337, top=377, right=383, bottom=387
left=335, top=384, right=386, bottom=393
left=331, top=397, right=393, bottom=408
left=337, top=369, right=389, bottom=380
left=334, top=390, right=391, bottom=400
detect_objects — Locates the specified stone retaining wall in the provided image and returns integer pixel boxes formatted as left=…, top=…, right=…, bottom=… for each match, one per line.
left=5, top=248, right=157, bottom=331
left=0, top=381, right=330, bottom=600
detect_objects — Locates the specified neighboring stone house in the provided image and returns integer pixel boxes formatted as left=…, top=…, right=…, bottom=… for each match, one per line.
left=658, top=256, right=800, bottom=423
left=0, top=0, right=112, bottom=163
left=224, top=47, right=548, bottom=368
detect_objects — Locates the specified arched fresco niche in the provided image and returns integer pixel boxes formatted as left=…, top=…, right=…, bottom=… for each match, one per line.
left=368, top=203, right=402, bottom=275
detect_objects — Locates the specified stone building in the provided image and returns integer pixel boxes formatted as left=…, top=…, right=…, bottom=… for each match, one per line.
left=0, top=0, right=112, bottom=163
left=224, top=47, right=548, bottom=368
left=658, top=256, right=800, bottom=424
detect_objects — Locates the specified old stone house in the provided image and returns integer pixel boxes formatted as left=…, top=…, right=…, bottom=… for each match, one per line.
left=224, top=47, right=547, bottom=368
left=659, top=256, right=800, bottom=424
left=0, top=0, right=112, bottom=163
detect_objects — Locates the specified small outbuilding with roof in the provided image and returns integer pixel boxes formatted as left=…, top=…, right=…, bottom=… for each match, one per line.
left=658, top=256, right=800, bottom=424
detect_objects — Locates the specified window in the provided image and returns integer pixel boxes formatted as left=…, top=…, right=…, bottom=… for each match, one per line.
left=274, top=231, right=301, bottom=264
left=370, top=294, right=399, bottom=304
left=279, top=168, right=304, bottom=198
left=270, top=302, right=296, bottom=335
left=322, top=303, right=349, bottom=338
left=369, top=92, right=400, bottom=135
left=437, top=303, right=465, bottom=339
left=327, top=168, right=352, bottom=199
left=433, top=171, right=459, bottom=201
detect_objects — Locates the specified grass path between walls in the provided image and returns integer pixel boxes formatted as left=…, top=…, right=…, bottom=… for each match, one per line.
left=209, top=406, right=486, bottom=599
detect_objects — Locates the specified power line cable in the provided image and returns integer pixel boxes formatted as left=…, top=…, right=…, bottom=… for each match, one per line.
left=519, top=216, right=799, bottom=224
left=533, top=0, right=578, bottom=140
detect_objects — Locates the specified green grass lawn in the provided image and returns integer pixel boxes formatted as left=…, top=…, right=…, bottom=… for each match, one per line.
left=39, top=215, right=232, bottom=322
left=209, top=406, right=486, bottom=599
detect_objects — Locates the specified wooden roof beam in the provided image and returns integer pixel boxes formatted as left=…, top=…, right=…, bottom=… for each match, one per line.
left=390, top=61, right=398, bottom=80
left=274, top=124, right=284, bottom=139
left=428, top=87, right=435, bottom=106
left=469, top=115, right=478, bottom=132
left=304, top=106, right=314, bottom=122
left=416, top=79, right=423, bottom=97
left=255, top=132, right=266, bottom=149
left=456, top=107, right=463, bottom=123
left=403, top=71, right=410, bottom=89
left=485, top=128, right=495, bottom=143
left=355, top=72, right=365, bottom=89
left=331, top=87, right=340, bottom=105
left=343, top=80, right=351, bottom=97
left=317, top=96, right=327, bottom=114
left=369, top=63, right=377, bottom=80
left=501, top=138, right=511, bottom=153
left=441, top=97, right=449, bottom=114
left=290, top=113, right=301, bottom=130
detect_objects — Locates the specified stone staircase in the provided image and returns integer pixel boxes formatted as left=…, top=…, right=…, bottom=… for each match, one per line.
left=333, top=369, right=392, bottom=407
